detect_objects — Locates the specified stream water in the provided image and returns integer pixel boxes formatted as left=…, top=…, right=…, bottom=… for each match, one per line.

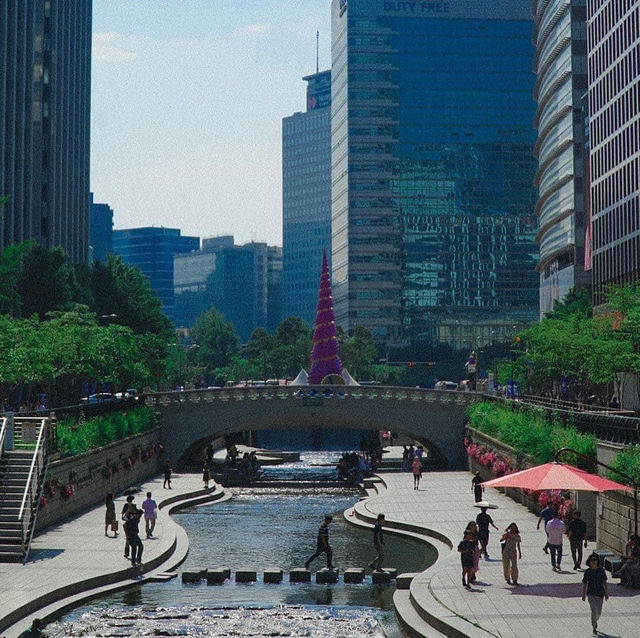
left=47, top=451, right=436, bottom=637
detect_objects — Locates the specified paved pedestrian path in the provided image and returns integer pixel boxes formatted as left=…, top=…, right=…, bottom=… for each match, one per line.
left=356, top=471, right=640, bottom=638
left=0, top=473, right=222, bottom=636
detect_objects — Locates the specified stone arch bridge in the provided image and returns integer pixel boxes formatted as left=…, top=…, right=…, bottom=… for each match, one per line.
left=146, top=386, right=481, bottom=468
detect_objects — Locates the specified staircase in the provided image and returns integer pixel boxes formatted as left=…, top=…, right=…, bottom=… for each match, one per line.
left=0, top=416, right=53, bottom=563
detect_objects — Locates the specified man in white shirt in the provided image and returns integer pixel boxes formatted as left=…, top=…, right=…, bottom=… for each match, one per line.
left=546, top=510, right=566, bottom=571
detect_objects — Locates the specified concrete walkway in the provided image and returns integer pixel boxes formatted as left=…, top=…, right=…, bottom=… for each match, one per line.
left=0, top=472, right=225, bottom=637
left=354, top=471, right=640, bottom=638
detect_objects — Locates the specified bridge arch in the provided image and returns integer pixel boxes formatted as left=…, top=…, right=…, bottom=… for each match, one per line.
left=146, top=386, right=480, bottom=468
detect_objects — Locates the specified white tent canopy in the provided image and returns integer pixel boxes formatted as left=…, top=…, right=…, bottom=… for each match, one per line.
left=341, top=368, right=360, bottom=386
left=290, top=369, right=309, bottom=386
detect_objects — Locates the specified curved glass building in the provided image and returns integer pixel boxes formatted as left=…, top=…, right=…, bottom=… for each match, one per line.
left=532, top=0, right=590, bottom=315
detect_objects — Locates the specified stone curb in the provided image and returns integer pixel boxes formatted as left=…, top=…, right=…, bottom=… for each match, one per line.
left=0, top=482, right=228, bottom=637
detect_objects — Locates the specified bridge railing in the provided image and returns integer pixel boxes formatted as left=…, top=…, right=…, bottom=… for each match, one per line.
left=143, top=385, right=479, bottom=406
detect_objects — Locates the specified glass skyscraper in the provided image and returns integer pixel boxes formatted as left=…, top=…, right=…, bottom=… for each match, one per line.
left=282, top=70, right=332, bottom=326
left=113, top=227, right=199, bottom=321
left=587, top=0, right=640, bottom=302
left=331, top=0, right=539, bottom=348
left=533, top=0, right=590, bottom=316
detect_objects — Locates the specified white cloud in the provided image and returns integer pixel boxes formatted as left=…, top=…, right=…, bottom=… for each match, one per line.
left=93, top=45, right=138, bottom=63
left=234, top=23, right=271, bottom=36
left=93, top=32, right=120, bottom=43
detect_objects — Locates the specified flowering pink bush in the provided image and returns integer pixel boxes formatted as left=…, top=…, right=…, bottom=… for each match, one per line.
left=39, top=496, right=48, bottom=510
left=61, top=484, right=75, bottom=500
left=493, top=460, right=507, bottom=476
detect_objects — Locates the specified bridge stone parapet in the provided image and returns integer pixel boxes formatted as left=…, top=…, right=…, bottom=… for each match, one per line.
left=144, top=386, right=480, bottom=468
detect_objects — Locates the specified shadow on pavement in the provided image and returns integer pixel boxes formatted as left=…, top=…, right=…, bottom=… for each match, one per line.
left=28, top=548, right=65, bottom=562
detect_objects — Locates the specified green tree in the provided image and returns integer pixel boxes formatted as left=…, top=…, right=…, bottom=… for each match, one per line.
left=0, top=240, right=35, bottom=314
left=340, top=325, right=378, bottom=379
left=90, top=255, right=173, bottom=339
left=190, top=309, right=240, bottom=380
left=16, top=245, right=77, bottom=317
left=275, top=316, right=311, bottom=346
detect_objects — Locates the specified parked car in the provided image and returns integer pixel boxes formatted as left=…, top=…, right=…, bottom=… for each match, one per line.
left=434, top=380, right=458, bottom=391
left=80, top=392, right=115, bottom=404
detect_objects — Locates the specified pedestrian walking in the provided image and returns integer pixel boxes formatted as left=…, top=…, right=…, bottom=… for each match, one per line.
left=305, top=515, right=334, bottom=570
left=368, top=513, right=386, bottom=572
left=142, top=491, right=158, bottom=539
left=536, top=504, right=554, bottom=553
left=105, top=493, right=117, bottom=537
left=465, top=521, right=481, bottom=582
left=121, top=495, right=135, bottom=559
left=582, top=552, right=609, bottom=635
left=124, top=506, right=144, bottom=567
left=500, top=522, right=522, bottom=585
left=471, top=472, right=483, bottom=502
left=458, top=529, right=476, bottom=589
left=163, top=464, right=172, bottom=489
left=402, top=446, right=410, bottom=472
left=545, top=510, right=566, bottom=571
left=568, top=509, right=588, bottom=569
left=476, top=506, right=499, bottom=559
left=205, top=442, right=214, bottom=469
left=202, top=464, right=210, bottom=489
left=412, top=456, right=422, bottom=490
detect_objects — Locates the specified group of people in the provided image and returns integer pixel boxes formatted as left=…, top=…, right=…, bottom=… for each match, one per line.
left=336, top=452, right=373, bottom=484
left=461, top=485, right=610, bottom=636
left=104, top=491, right=158, bottom=568
left=304, top=513, right=387, bottom=574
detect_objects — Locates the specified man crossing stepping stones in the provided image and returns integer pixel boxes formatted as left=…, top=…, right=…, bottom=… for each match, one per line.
left=305, top=515, right=334, bottom=570
left=368, top=513, right=386, bottom=572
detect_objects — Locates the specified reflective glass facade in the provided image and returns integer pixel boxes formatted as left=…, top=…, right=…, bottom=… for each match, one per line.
left=113, top=227, right=199, bottom=321
left=282, top=71, right=332, bottom=326
left=331, top=0, right=539, bottom=347
left=533, top=0, right=590, bottom=316
left=587, top=0, right=640, bottom=302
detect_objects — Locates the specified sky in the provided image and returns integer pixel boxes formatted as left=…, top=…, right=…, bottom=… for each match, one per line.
left=91, top=0, right=331, bottom=246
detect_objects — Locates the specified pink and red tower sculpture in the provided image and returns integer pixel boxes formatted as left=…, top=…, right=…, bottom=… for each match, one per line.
left=308, top=251, right=344, bottom=384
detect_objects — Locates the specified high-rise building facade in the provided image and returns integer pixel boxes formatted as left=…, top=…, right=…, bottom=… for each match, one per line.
left=587, top=0, right=640, bottom=301
left=0, top=0, right=92, bottom=263
left=89, top=193, right=113, bottom=263
left=533, top=0, right=590, bottom=316
left=282, top=70, right=332, bottom=326
left=331, top=0, right=539, bottom=348
left=173, top=237, right=282, bottom=340
left=113, top=227, right=199, bottom=321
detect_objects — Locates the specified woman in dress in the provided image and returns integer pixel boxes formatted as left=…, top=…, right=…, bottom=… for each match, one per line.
left=501, top=522, right=522, bottom=585
left=104, top=493, right=117, bottom=537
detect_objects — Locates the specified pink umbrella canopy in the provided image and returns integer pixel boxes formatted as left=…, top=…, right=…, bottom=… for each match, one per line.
left=482, top=462, right=631, bottom=493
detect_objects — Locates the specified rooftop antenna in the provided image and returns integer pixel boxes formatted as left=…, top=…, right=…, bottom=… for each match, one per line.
left=316, top=30, right=319, bottom=74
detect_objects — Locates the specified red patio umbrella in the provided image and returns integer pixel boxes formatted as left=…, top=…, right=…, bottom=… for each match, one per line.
left=482, top=462, right=631, bottom=493
left=481, top=449, right=637, bottom=535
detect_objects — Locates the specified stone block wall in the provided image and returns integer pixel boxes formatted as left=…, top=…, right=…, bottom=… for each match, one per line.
left=597, top=491, right=637, bottom=555
left=35, top=428, right=163, bottom=533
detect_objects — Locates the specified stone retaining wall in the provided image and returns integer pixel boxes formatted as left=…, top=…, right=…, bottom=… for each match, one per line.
left=598, top=490, right=637, bottom=555
left=35, top=428, right=163, bottom=532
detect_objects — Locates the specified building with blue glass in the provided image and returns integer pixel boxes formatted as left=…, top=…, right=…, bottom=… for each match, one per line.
left=282, top=70, right=332, bottom=326
left=331, top=0, right=539, bottom=348
left=89, top=193, right=113, bottom=263
left=533, top=0, right=590, bottom=316
left=112, top=226, right=199, bottom=321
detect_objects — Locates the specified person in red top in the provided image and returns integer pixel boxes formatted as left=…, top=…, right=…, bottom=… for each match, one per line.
left=412, top=456, right=422, bottom=490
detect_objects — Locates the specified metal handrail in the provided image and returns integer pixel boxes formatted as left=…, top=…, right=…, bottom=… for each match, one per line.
left=18, top=418, right=47, bottom=523
left=0, top=417, right=7, bottom=460
left=519, top=394, right=634, bottom=415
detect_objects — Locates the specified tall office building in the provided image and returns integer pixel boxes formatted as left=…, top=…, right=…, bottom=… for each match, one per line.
left=113, top=227, right=199, bottom=320
left=331, top=0, right=539, bottom=348
left=0, top=0, right=92, bottom=263
left=89, top=193, right=113, bottom=263
left=533, top=1, right=590, bottom=316
left=173, top=237, right=283, bottom=340
left=282, top=70, right=332, bottom=326
left=587, top=0, right=640, bottom=302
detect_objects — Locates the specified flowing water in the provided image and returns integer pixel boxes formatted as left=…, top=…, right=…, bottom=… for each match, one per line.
left=48, top=452, right=436, bottom=637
